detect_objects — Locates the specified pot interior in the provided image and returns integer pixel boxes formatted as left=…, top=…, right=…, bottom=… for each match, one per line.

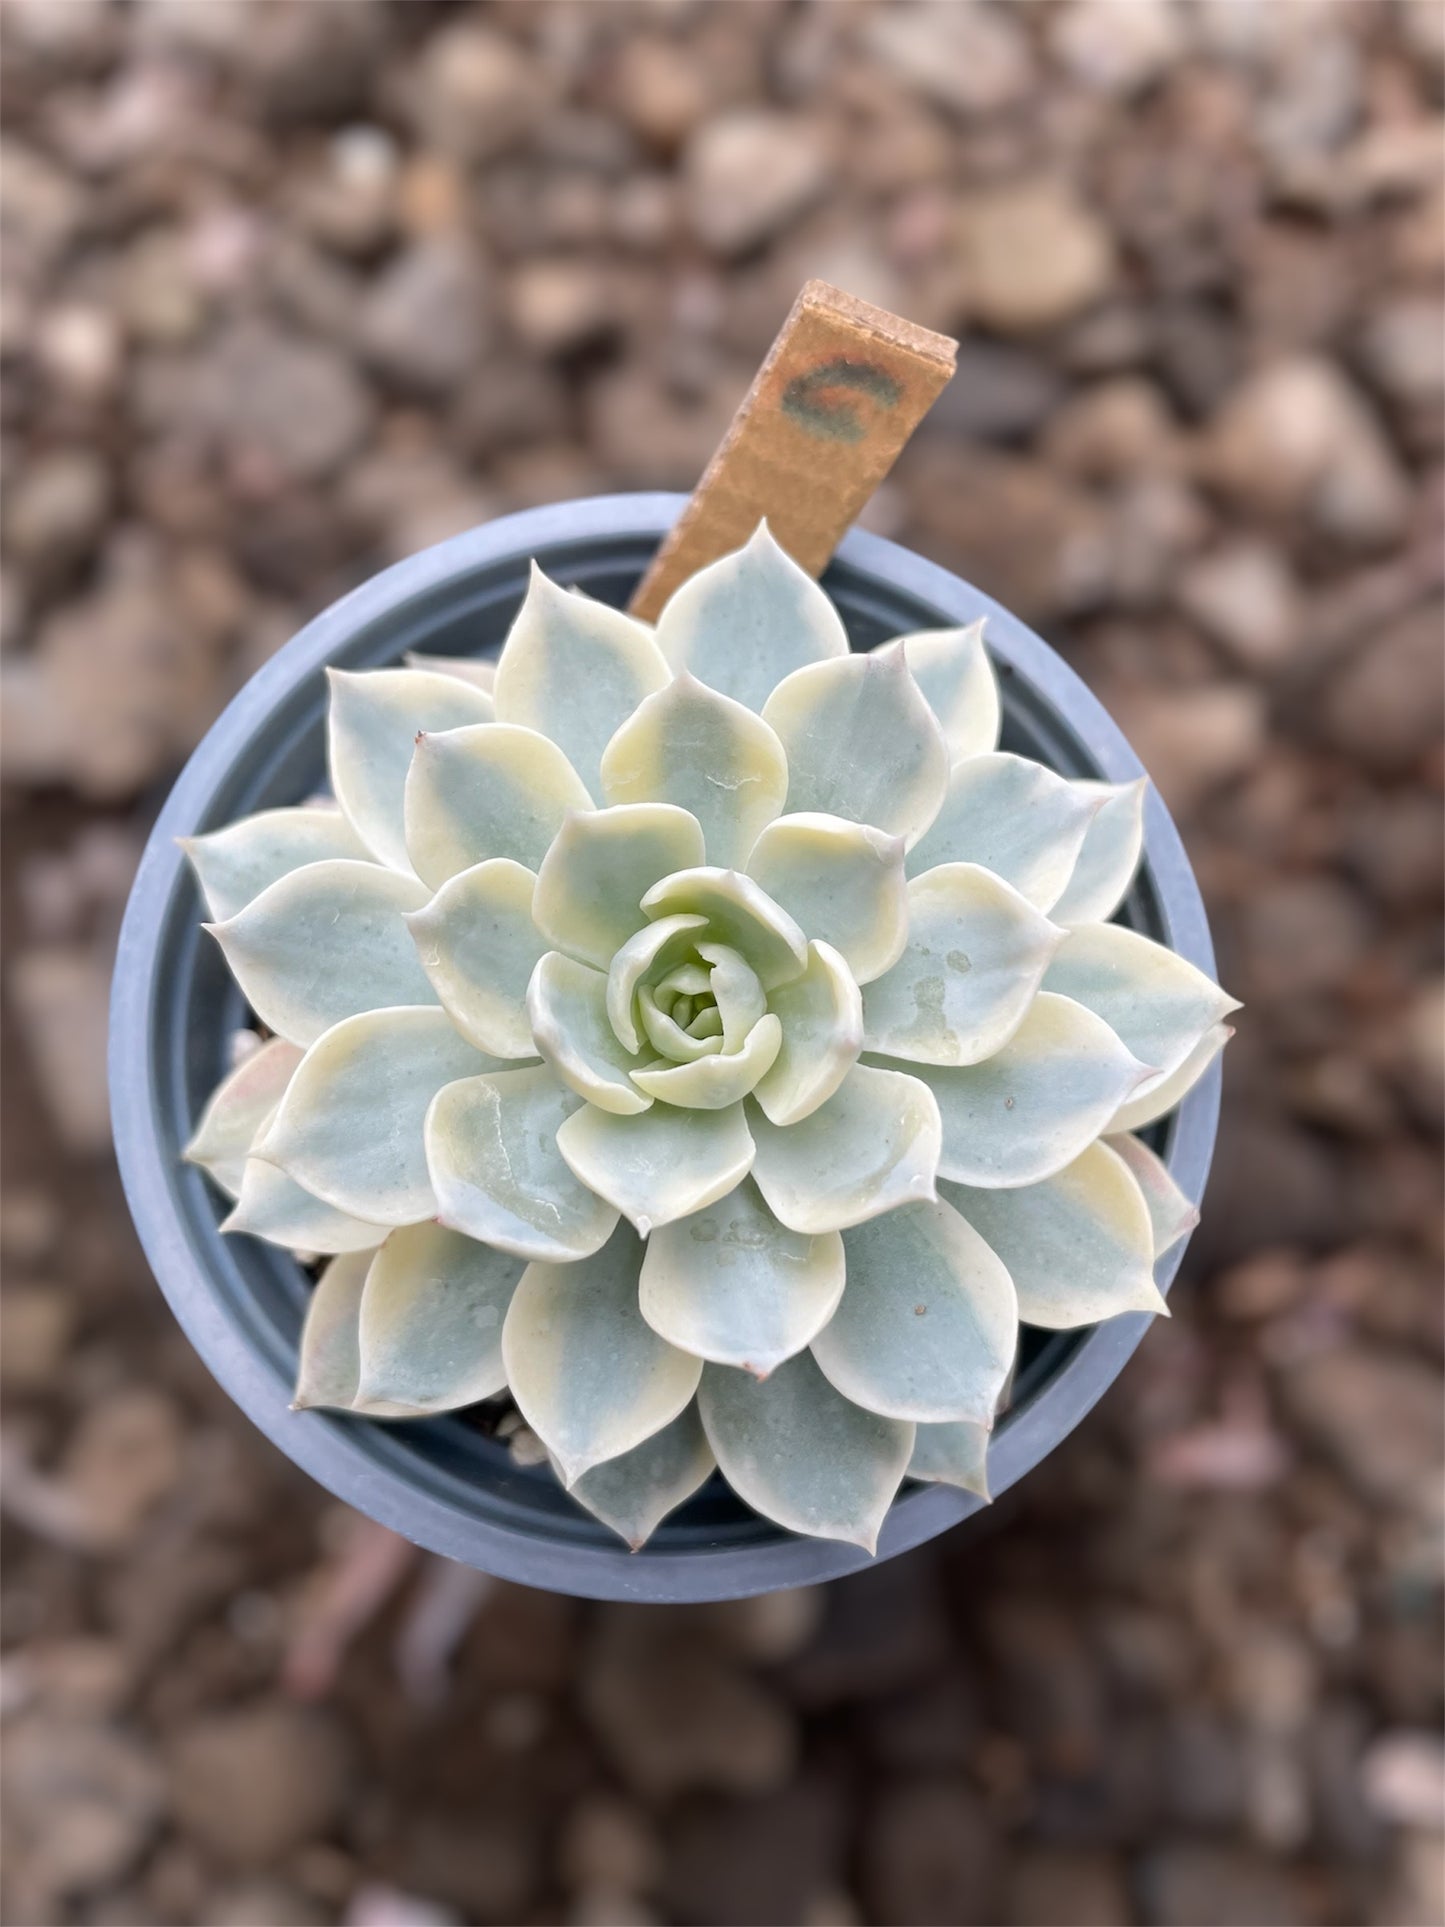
left=161, top=524, right=1176, bottom=1562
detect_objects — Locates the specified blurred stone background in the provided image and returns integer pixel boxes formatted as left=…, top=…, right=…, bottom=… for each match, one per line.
left=1, top=1, right=1442, bottom=1922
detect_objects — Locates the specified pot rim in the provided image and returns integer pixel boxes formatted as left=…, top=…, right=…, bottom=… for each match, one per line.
left=110, top=492, right=1221, bottom=1602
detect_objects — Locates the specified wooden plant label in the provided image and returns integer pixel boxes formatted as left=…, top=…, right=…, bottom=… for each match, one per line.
left=629, top=280, right=957, bottom=622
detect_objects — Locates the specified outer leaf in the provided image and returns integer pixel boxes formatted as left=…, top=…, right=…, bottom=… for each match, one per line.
left=813, top=1197, right=1016, bottom=1423
left=895, top=991, right=1152, bottom=1189
left=184, top=1038, right=302, bottom=1198
left=565, top=1404, right=717, bottom=1550
left=698, top=1351, right=913, bottom=1553
left=406, top=858, right=547, bottom=1058
left=528, top=951, right=653, bottom=1116
left=908, top=1420, right=991, bottom=1498
left=181, top=807, right=370, bottom=920
left=206, top=860, right=435, bottom=1047
left=357, top=1221, right=524, bottom=1413
left=293, top=1253, right=419, bottom=1417
left=1044, top=923, right=1240, bottom=1088
left=532, top=804, right=705, bottom=969
left=403, top=723, right=592, bottom=891
left=752, top=940, right=863, bottom=1127
left=942, top=1141, right=1166, bottom=1329
left=638, top=1178, right=845, bottom=1375
left=328, top=666, right=496, bottom=874
left=1106, top=1133, right=1200, bottom=1257
left=260, top=1008, right=496, bottom=1225
left=1050, top=777, right=1147, bottom=926
left=762, top=648, right=949, bottom=849
left=641, top=867, right=807, bottom=990
left=748, top=1063, right=941, bottom=1234
left=425, top=1065, right=619, bottom=1262
left=493, top=564, right=669, bottom=795
left=223, top=1158, right=386, bottom=1254
left=630, top=1014, right=781, bottom=1108
left=745, top=813, right=908, bottom=985
left=906, top=752, right=1102, bottom=912
left=501, top=1224, right=702, bottom=1483
left=862, top=864, right=1064, bottom=1068
left=1109, top=1021, right=1232, bottom=1132
left=403, top=651, right=497, bottom=696
left=555, top=1099, right=755, bottom=1236
left=880, top=622, right=999, bottom=760
left=599, top=672, right=790, bottom=868
left=654, top=521, right=848, bottom=713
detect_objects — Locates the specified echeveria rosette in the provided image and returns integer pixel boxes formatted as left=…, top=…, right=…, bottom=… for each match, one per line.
left=183, top=524, right=1238, bottom=1554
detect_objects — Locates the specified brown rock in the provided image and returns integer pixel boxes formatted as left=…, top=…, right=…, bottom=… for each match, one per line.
left=358, top=237, right=490, bottom=395
left=685, top=112, right=832, bottom=256
left=167, top=1702, right=350, bottom=1865
left=1137, top=1844, right=1309, bottom=1927
left=862, top=2, right=1034, bottom=115
left=507, top=259, right=617, bottom=357
left=0, top=1283, right=76, bottom=1388
left=560, top=1794, right=661, bottom=1898
left=4, top=448, right=110, bottom=574
left=3, top=1716, right=165, bottom=1896
left=608, top=37, right=710, bottom=153
left=198, top=321, right=375, bottom=481
left=1280, top=1345, right=1442, bottom=1511
left=955, top=179, right=1115, bottom=335
left=1050, top=0, right=1184, bottom=96
left=662, top=1781, right=843, bottom=1927
left=60, top=1387, right=185, bottom=1543
left=406, top=21, right=540, bottom=163
left=862, top=1780, right=998, bottom=1927
left=1176, top=540, right=1301, bottom=668
left=1004, top=1849, right=1131, bottom=1925
left=1107, top=682, right=1267, bottom=816
left=1319, top=606, right=1445, bottom=777
left=8, top=945, right=112, bottom=1152
left=1042, top=377, right=1181, bottom=481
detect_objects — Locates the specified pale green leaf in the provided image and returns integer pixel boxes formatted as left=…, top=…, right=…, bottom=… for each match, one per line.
left=1109, top=1020, right=1232, bottom=1132
left=1106, top=1132, right=1200, bottom=1257
left=745, top=813, right=908, bottom=985
left=812, top=1197, right=1017, bottom=1424
left=697, top=942, right=765, bottom=1051
left=565, top=1403, right=716, bottom=1550
left=293, top=1252, right=423, bottom=1417
left=403, top=651, right=497, bottom=697
left=698, top=1350, right=913, bottom=1552
left=942, top=1141, right=1166, bottom=1329
left=357, top=1221, right=524, bottom=1413
left=654, top=521, right=848, bottom=713
left=403, top=722, right=592, bottom=891
left=493, top=564, right=669, bottom=795
left=327, top=666, right=496, bottom=874
left=184, top=1037, right=302, bottom=1198
left=748, top=1063, right=940, bottom=1234
left=906, top=752, right=1102, bottom=912
left=1050, top=778, right=1147, bottom=926
left=630, top=1013, right=782, bottom=1109
left=1044, top=922, right=1240, bottom=1088
left=425, top=1064, right=619, bottom=1262
left=599, top=671, right=789, bottom=868
left=908, top=1420, right=991, bottom=1498
left=223, top=1157, right=386, bottom=1254
left=862, top=863, right=1063, bottom=1067
left=532, top=804, right=705, bottom=969
left=501, top=1223, right=702, bottom=1483
left=528, top=951, right=654, bottom=1116
left=762, top=648, right=949, bottom=848
left=880, top=621, right=999, bottom=761
left=751, top=940, right=863, bottom=1127
left=406, top=858, right=547, bottom=1058
left=206, top=859, right=435, bottom=1047
left=555, top=1099, right=755, bottom=1236
left=606, top=913, right=708, bottom=1053
left=641, top=867, right=807, bottom=990
left=181, top=806, right=370, bottom=920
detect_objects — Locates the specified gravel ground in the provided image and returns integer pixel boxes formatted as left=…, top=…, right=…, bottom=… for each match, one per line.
left=1, top=3, right=1442, bottom=1923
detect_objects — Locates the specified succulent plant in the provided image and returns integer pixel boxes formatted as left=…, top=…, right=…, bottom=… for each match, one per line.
left=184, top=524, right=1236, bottom=1552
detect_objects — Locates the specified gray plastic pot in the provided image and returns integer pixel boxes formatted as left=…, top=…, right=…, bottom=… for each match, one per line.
left=110, top=493, right=1221, bottom=1604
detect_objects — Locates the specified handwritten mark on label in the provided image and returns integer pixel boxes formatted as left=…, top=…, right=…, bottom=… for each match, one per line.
left=781, top=358, right=904, bottom=443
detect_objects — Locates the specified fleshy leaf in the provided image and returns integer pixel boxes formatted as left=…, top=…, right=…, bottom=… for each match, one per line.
left=908, top=1420, right=991, bottom=1498
left=894, top=991, right=1152, bottom=1189
left=533, top=804, right=706, bottom=969
left=564, top=1404, right=717, bottom=1550
left=812, top=1197, right=1017, bottom=1424
left=406, top=858, right=546, bottom=1058
left=942, top=1141, right=1166, bottom=1329
left=698, top=943, right=766, bottom=1051
left=181, top=807, right=370, bottom=921
left=638, top=1178, right=845, bottom=1376
left=654, top=522, right=848, bottom=714
left=184, top=1038, right=302, bottom=1198
left=1109, top=1021, right=1232, bottom=1132
left=1106, top=1133, right=1200, bottom=1257
left=862, top=864, right=1063, bottom=1067
left=357, top=1221, right=524, bottom=1413
left=293, top=1252, right=420, bottom=1417
left=425, top=1065, right=619, bottom=1262
left=641, top=867, right=807, bottom=990
left=751, top=940, right=863, bottom=1127
left=403, top=723, right=592, bottom=891
left=745, top=813, right=908, bottom=985
left=223, top=1158, right=386, bottom=1254
left=403, top=651, right=497, bottom=697
left=906, top=752, right=1102, bottom=912
left=762, top=648, right=949, bottom=849
left=599, top=672, right=790, bottom=868
left=501, top=1223, right=702, bottom=1483
left=206, top=860, right=435, bottom=1047
left=493, top=564, right=669, bottom=795
left=1049, top=777, right=1147, bottom=926
left=260, top=1008, right=496, bottom=1226
left=1044, top=923, right=1240, bottom=1089
left=698, top=1351, right=913, bottom=1553
left=556, top=1099, right=755, bottom=1236
left=881, top=622, right=999, bottom=760
left=748, top=1063, right=940, bottom=1234
left=630, top=1014, right=782, bottom=1109
left=607, top=913, right=709, bottom=1054
left=327, top=667, right=496, bottom=874
left=528, top=952, right=653, bottom=1116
